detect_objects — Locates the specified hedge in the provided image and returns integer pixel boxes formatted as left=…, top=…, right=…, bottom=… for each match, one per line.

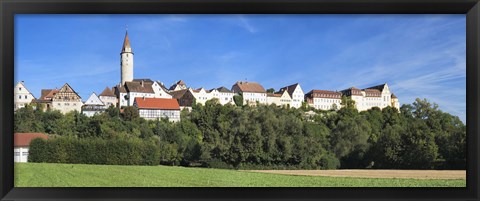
left=28, top=137, right=160, bottom=166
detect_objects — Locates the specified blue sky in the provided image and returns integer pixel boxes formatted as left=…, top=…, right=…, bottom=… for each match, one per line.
left=15, top=14, right=466, bottom=122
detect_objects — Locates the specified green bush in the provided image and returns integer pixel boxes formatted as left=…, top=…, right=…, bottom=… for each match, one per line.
left=28, top=137, right=161, bottom=166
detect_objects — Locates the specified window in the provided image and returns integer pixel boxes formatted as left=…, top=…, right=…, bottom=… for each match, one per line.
left=19, top=87, right=22, bottom=91
left=18, top=95, right=21, bottom=99
left=25, top=95, right=27, bottom=99
left=22, top=152, right=28, bottom=156
left=14, top=152, right=20, bottom=156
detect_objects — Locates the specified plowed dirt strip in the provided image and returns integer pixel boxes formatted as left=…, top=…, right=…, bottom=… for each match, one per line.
left=245, top=170, right=466, bottom=180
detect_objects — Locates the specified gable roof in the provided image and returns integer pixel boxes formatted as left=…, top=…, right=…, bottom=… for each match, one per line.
left=169, top=89, right=189, bottom=99
left=169, top=80, right=187, bottom=91
left=39, top=89, right=59, bottom=100
left=14, top=133, right=48, bottom=147
left=391, top=93, right=398, bottom=99
left=84, top=92, right=105, bottom=106
left=232, top=81, right=266, bottom=93
left=15, top=82, right=35, bottom=98
left=99, top=87, right=116, bottom=97
left=279, top=83, right=301, bottom=97
left=134, top=97, right=180, bottom=110
left=56, top=83, right=81, bottom=99
left=366, top=83, right=387, bottom=92
left=216, top=86, right=233, bottom=93
left=125, top=81, right=154, bottom=93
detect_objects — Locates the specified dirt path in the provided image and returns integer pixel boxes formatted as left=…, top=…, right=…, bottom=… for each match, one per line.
left=245, top=169, right=466, bottom=180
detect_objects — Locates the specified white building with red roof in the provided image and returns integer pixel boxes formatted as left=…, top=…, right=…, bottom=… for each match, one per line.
left=14, top=133, right=48, bottom=163
left=133, top=97, right=181, bottom=122
left=305, top=89, right=342, bottom=110
left=340, top=83, right=400, bottom=111
left=231, top=81, right=267, bottom=106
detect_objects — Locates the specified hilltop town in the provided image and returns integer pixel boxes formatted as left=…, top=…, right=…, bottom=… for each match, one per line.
left=14, top=31, right=400, bottom=122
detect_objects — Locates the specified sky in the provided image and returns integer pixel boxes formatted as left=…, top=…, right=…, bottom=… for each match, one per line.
left=15, top=14, right=466, bottom=122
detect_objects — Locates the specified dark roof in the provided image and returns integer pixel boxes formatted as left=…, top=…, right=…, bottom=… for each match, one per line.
left=14, top=133, right=48, bottom=147
left=156, top=81, right=170, bottom=92
left=114, top=84, right=127, bottom=93
left=232, top=81, right=266, bottom=93
left=391, top=93, right=398, bottom=98
left=340, top=87, right=363, bottom=96
left=169, top=89, right=189, bottom=99
left=132, top=78, right=154, bottom=83
left=364, top=89, right=382, bottom=97
left=125, top=81, right=154, bottom=93
left=169, top=80, right=187, bottom=91
left=366, top=83, right=387, bottom=92
left=216, top=86, right=233, bottom=93
left=279, top=83, right=300, bottom=97
left=134, top=97, right=180, bottom=110
left=99, top=87, right=116, bottom=97
left=177, top=80, right=185, bottom=85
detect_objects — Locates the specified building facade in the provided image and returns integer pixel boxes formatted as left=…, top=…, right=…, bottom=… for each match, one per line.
left=14, top=81, right=35, bottom=111
left=231, top=81, right=267, bottom=106
left=51, top=83, right=83, bottom=114
left=305, top=90, right=342, bottom=110
left=134, top=97, right=181, bottom=122
left=279, top=83, right=304, bottom=108
left=341, top=83, right=400, bottom=111
left=266, top=90, right=291, bottom=107
left=14, top=133, right=48, bottom=163
left=169, top=80, right=187, bottom=92
left=209, top=87, right=235, bottom=105
left=99, top=87, right=118, bottom=107
left=82, top=92, right=106, bottom=117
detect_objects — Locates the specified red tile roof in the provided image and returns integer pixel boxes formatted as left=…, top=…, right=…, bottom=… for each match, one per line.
left=306, top=90, right=342, bottom=99
left=134, top=97, right=180, bottom=110
left=99, top=87, right=116, bottom=97
left=232, top=81, right=266, bottom=93
left=14, top=133, right=48, bottom=147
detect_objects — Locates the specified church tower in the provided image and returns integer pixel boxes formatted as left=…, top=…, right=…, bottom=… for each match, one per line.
left=120, top=30, right=134, bottom=85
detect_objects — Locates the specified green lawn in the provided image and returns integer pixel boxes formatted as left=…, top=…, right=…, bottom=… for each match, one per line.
left=15, top=163, right=466, bottom=187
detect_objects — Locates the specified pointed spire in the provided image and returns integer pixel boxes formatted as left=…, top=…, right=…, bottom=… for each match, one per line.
left=121, top=29, right=132, bottom=53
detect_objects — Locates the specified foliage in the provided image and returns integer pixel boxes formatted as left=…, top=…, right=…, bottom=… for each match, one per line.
left=16, top=97, right=466, bottom=170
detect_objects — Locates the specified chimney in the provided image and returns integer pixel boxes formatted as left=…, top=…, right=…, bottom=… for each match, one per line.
left=141, top=80, right=144, bottom=87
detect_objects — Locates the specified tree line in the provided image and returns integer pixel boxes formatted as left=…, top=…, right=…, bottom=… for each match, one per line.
left=16, top=97, right=466, bottom=169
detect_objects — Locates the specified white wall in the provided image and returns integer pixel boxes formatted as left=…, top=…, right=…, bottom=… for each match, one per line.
left=139, top=109, right=180, bottom=122
left=14, top=147, right=29, bottom=163
left=243, top=92, right=267, bottom=105
left=14, top=82, right=35, bottom=111
left=311, top=98, right=341, bottom=110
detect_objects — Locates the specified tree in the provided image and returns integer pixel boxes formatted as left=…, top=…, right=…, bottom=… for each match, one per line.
left=121, top=106, right=139, bottom=121
left=330, top=116, right=371, bottom=168
left=105, top=105, right=120, bottom=118
left=233, top=94, right=243, bottom=107
left=266, top=88, right=275, bottom=93
left=340, top=96, right=356, bottom=109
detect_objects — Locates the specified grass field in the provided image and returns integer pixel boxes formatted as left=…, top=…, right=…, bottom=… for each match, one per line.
left=14, top=163, right=466, bottom=187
